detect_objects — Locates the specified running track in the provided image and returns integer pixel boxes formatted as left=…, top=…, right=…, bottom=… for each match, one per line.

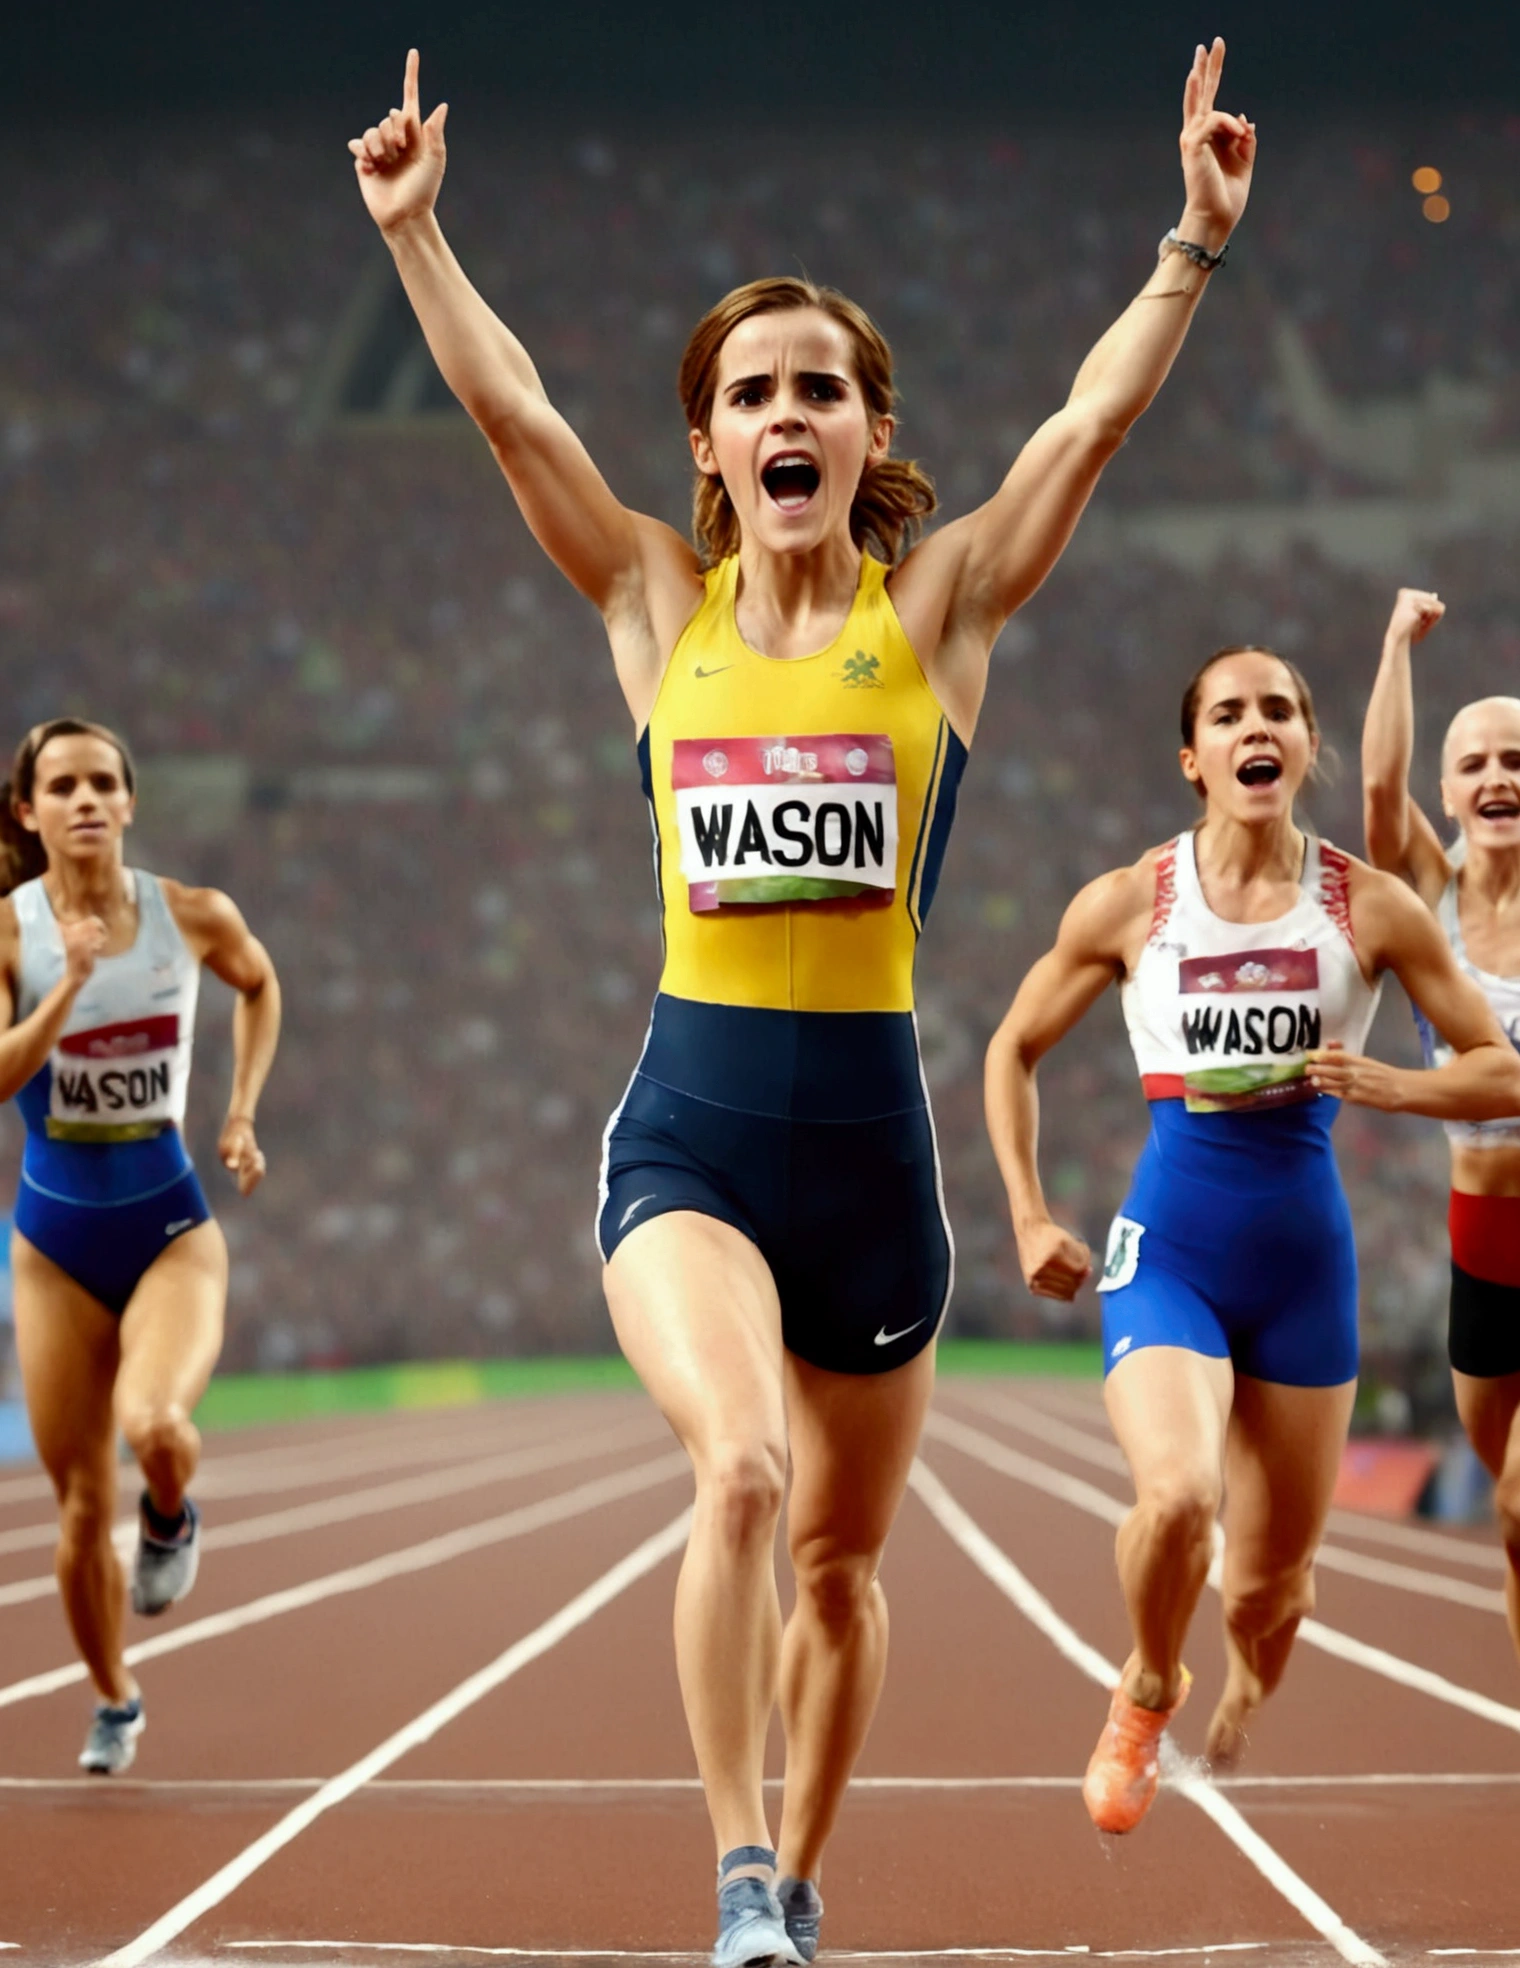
left=2, top=1379, right=1517, bottom=1967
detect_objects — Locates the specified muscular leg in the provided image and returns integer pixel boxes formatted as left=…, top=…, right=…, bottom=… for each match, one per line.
left=1452, top=1369, right=1520, bottom=1663
left=1206, top=1374, right=1356, bottom=1766
left=775, top=1344, right=936, bottom=1886
left=116, top=1221, right=227, bottom=1520
left=11, top=1232, right=133, bottom=1704
left=1105, top=1345, right=1233, bottom=1709
left=604, top=1211, right=788, bottom=1865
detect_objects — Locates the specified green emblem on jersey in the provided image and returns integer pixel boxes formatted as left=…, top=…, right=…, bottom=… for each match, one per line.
left=1103, top=1223, right=1136, bottom=1284
left=839, top=649, right=883, bottom=689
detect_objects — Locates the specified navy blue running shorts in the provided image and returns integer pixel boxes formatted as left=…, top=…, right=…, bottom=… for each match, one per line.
left=598, top=995, right=952, bottom=1376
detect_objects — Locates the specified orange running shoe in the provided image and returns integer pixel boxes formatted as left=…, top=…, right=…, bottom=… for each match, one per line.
left=1081, top=1667, right=1192, bottom=1834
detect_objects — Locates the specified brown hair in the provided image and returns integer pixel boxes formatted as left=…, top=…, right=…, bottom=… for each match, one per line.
left=1179, top=645, right=1329, bottom=801
left=0, top=719, right=137, bottom=894
left=677, top=276, right=937, bottom=568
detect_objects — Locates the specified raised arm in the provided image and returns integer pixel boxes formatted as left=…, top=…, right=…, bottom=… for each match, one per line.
left=1307, top=868, right=1520, bottom=1121
left=985, top=865, right=1147, bottom=1300
left=349, top=52, right=697, bottom=703
left=1361, top=587, right=1452, bottom=901
left=165, top=885, right=281, bottom=1196
left=900, top=39, right=1255, bottom=729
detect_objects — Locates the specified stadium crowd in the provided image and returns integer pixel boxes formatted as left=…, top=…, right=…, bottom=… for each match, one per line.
left=4, top=101, right=1519, bottom=1386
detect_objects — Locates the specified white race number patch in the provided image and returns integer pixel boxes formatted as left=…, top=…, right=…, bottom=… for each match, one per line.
left=1096, top=1214, right=1145, bottom=1294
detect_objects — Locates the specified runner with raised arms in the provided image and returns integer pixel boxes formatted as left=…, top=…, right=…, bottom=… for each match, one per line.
left=351, top=40, right=1254, bottom=1961
left=1362, top=588, right=1520, bottom=1669
left=986, top=646, right=1520, bottom=1834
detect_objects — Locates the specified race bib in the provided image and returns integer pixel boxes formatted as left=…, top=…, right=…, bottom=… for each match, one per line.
left=673, top=735, right=897, bottom=912
left=48, top=1014, right=180, bottom=1141
left=1177, top=947, right=1322, bottom=1114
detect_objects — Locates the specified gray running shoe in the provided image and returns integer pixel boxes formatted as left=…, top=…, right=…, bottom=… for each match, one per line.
left=79, top=1698, right=144, bottom=1775
left=775, top=1877, right=823, bottom=1964
left=711, top=1875, right=804, bottom=1968
left=131, top=1494, right=200, bottom=1616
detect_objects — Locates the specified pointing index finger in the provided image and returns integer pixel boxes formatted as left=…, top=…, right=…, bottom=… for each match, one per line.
left=404, top=46, right=420, bottom=119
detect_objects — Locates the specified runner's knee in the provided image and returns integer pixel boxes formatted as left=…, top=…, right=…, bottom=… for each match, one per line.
left=790, top=1535, right=881, bottom=1636
left=1494, top=1461, right=1520, bottom=1554
left=117, top=1398, right=197, bottom=1474
left=696, top=1438, right=787, bottom=1547
left=1135, top=1470, right=1221, bottom=1554
left=56, top=1466, right=117, bottom=1551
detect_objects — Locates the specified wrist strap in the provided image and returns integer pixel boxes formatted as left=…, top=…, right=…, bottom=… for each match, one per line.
left=1160, top=226, right=1228, bottom=272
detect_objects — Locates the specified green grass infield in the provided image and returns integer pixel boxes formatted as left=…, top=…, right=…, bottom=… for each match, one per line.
left=193, top=1339, right=1101, bottom=1433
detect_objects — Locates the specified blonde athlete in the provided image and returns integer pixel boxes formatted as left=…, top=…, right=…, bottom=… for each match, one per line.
left=4, top=720, right=279, bottom=1774
left=1363, top=587, right=1520, bottom=1666
left=352, top=41, right=1254, bottom=1962
left=987, top=648, right=1520, bottom=1834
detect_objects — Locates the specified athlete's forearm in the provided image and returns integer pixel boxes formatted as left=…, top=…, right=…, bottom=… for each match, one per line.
left=1395, top=1045, right=1520, bottom=1123
left=0, top=977, right=84, bottom=1104
left=383, top=211, right=548, bottom=431
left=1064, top=213, right=1222, bottom=438
left=984, top=1033, right=1056, bottom=1237
left=226, top=971, right=281, bottom=1125
left=1362, top=629, right=1417, bottom=871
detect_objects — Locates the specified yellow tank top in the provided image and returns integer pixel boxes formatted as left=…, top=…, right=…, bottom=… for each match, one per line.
left=639, top=553, right=968, bottom=1013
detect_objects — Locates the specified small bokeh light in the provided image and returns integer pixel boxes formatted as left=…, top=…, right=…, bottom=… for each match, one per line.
left=1412, top=165, right=1443, bottom=194
left=1423, top=193, right=1451, bottom=224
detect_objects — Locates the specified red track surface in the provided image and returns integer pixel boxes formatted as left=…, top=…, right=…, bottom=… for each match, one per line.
left=2, top=1379, right=1517, bottom=1967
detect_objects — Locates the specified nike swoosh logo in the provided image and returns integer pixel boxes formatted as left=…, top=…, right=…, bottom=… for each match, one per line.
left=618, top=1194, right=657, bottom=1230
left=693, top=664, right=733, bottom=679
left=165, top=1219, right=195, bottom=1237
left=874, top=1319, right=927, bottom=1347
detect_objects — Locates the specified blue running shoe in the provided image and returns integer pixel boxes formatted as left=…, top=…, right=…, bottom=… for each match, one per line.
left=712, top=1847, right=804, bottom=1968
left=79, top=1697, right=144, bottom=1775
left=775, top=1877, right=823, bottom=1964
left=131, top=1494, right=200, bottom=1616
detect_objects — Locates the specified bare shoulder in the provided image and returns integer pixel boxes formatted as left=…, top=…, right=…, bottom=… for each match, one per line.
left=1060, top=849, right=1163, bottom=965
left=159, top=878, right=248, bottom=954
left=0, top=894, right=19, bottom=969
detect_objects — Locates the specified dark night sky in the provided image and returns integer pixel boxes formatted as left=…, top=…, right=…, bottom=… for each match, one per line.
left=16, top=2, right=1520, bottom=122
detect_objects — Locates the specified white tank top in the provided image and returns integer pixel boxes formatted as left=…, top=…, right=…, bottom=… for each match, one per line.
left=13, top=870, right=200, bottom=1141
left=1418, top=877, right=1520, bottom=1149
left=1121, top=831, right=1382, bottom=1115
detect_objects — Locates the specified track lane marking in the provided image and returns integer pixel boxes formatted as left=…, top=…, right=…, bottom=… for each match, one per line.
left=0, top=1419, right=665, bottom=1607
left=96, top=1506, right=694, bottom=1968
left=908, top=1457, right=1386, bottom=1968
left=216, top=1948, right=1280, bottom=1962
left=943, top=1388, right=1507, bottom=1577
left=0, top=1452, right=688, bottom=1710
left=924, top=1411, right=1520, bottom=1731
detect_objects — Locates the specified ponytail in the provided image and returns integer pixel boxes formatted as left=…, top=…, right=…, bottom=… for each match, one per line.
left=0, top=785, right=44, bottom=896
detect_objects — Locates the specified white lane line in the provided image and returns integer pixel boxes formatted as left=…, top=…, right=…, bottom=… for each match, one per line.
left=909, top=1458, right=1386, bottom=1968
left=8, top=1769, right=1520, bottom=1797
left=0, top=1419, right=664, bottom=1608
left=97, top=1505, right=693, bottom=1968
left=218, top=1949, right=1276, bottom=1963
left=944, top=1390, right=1507, bottom=1581
left=925, top=1411, right=1520, bottom=1735
left=0, top=1452, right=688, bottom=1710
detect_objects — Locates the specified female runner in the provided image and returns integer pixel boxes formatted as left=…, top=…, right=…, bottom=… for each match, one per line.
left=986, top=646, right=1520, bottom=1834
left=351, top=40, right=1254, bottom=1960
left=4, top=720, right=280, bottom=1774
left=1362, top=587, right=1520, bottom=1665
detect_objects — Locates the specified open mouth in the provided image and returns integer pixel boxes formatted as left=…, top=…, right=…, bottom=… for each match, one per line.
left=1237, top=757, right=1283, bottom=787
left=761, top=454, right=820, bottom=512
left=1477, top=799, right=1520, bottom=821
